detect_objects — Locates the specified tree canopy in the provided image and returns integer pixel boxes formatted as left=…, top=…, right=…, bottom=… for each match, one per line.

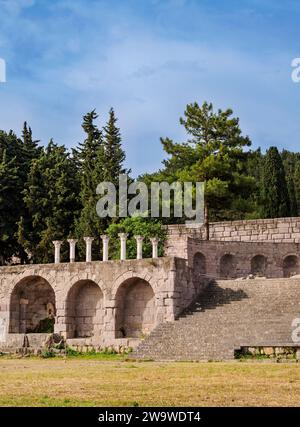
left=0, top=102, right=299, bottom=264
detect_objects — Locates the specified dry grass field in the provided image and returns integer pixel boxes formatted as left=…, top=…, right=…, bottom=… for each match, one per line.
left=0, top=356, right=299, bottom=407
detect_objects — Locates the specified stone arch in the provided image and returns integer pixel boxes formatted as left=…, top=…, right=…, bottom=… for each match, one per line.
left=9, top=276, right=56, bottom=333
left=111, top=271, right=158, bottom=300
left=220, top=254, right=237, bottom=279
left=251, top=254, right=267, bottom=276
left=115, top=277, right=156, bottom=338
left=65, top=280, right=104, bottom=339
left=193, top=252, right=206, bottom=275
left=283, top=255, right=299, bottom=278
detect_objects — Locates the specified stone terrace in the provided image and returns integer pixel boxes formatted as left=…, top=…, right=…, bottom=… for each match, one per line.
left=166, top=217, right=300, bottom=258
left=133, top=278, right=300, bottom=361
left=0, top=257, right=193, bottom=352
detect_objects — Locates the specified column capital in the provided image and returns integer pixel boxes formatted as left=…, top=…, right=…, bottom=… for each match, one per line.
left=52, top=240, right=63, bottom=247
left=83, top=236, right=94, bottom=243
left=100, top=234, right=110, bottom=242
left=134, top=235, right=144, bottom=242
left=67, top=238, right=78, bottom=244
left=150, top=237, right=159, bottom=244
left=118, top=233, right=128, bottom=240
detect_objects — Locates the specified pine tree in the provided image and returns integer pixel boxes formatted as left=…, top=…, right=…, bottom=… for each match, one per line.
left=261, top=147, right=291, bottom=218
left=151, top=101, right=255, bottom=226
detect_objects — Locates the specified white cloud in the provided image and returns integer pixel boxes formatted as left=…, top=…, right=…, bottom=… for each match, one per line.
left=0, top=0, right=299, bottom=176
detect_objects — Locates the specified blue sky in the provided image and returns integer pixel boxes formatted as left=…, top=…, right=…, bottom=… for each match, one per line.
left=0, top=0, right=299, bottom=176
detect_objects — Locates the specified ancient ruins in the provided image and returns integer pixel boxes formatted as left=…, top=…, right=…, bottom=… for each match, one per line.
left=1, top=217, right=300, bottom=360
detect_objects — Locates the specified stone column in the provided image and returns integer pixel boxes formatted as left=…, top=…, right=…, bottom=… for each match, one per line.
left=150, top=237, right=159, bottom=258
left=135, top=235, right=144, bottom=260
left=52, top=240, right=63, bottom=264
left=101, top=235, right=110, bottom=261
left=118, top=233, right=128, bottom=261
left=84, top=237, right=94, bottom=262
left=67, top=239, right=77, bottom=263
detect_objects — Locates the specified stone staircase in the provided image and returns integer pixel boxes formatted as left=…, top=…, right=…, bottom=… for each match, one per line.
left=132, top=278, right=300, bottom=361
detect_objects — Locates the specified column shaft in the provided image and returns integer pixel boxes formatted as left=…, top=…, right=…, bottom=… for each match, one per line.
left=52, top=240, right=63, bottom=264
left=118, top=233, right=128, bottom=261
left=84, top=237, right=94, bottom=262
left=101, top=235, right=110, bottom=261
left=150, top=238, right=159, bottom=258
left=135, top=235, right=144, bottom=260
left=67, top=239, right=78, bottom=263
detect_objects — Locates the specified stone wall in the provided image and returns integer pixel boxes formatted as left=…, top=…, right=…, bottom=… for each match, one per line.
left=4, top=216, right=300, bottom=355
left=0, top=257, right=192, bottom=349
left=166, top=217, right=300, bottom=258
left=187, top=239, right=300, bottom=279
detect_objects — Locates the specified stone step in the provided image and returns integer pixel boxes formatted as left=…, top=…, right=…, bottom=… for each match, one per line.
left=131, top=279, right=300, bottom=361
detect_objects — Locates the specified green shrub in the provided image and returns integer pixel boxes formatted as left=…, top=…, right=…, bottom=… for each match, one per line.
left=40, top=348, right=55, bottom=358
left=106, top=216, right=166, bottom=260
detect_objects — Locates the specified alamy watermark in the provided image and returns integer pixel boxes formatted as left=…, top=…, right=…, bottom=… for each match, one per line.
left=96, top=174, right=204, bottom=224
left=0, top=58, right=6, bottom=83
left=291, top=58, right=300, bottom=83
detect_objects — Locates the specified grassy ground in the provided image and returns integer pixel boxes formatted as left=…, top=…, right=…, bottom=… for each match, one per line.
left=0, top=355, right=299, bottom=406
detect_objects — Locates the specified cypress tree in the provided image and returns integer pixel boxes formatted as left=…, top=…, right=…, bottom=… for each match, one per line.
left=261, top=147, right=291, bottom=218
left=74, top=110, right=105, bottom=258
left=102, top=108, right=128, bottom=184
left=294, top=161, right=300, bottom=215
left=23, top=140, right=80, bottom=263
left=21, top=122, right=41, bottom=169
left=0, top=149, right=18, bottom=264
left=74, top=108, right=130, bottom=258
left=0, top=129, right=31, bottom=264
left=16, top=122, right=42, bottom=263
left=101, top=108, right=130, bottom=228
left=74, top=110, right=103, bottom=202
left=281, top=150, right=298, bottom=216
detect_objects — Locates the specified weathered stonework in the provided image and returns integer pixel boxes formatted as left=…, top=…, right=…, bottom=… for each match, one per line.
left=165, top=217, right=300, bottom=258
left=0, top=257, right=193, bottom=351
left=187, top=239, right=300, bottom=278
left=2, top=216, right=300, bottom=359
